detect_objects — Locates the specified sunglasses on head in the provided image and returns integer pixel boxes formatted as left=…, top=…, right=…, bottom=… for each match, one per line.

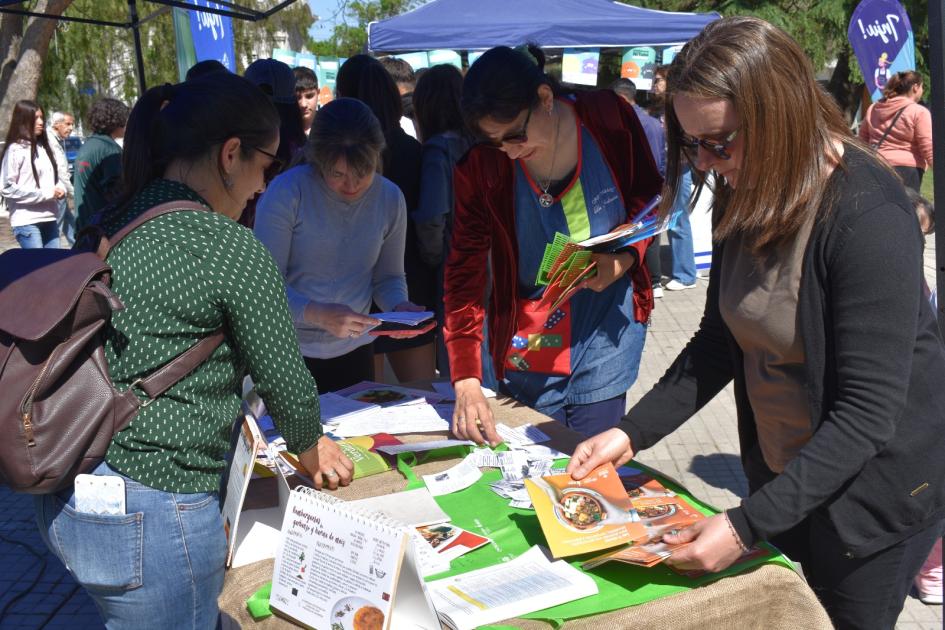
left=679, top=128, right=739, bottom=160
left=251, top=145, right=285, bottom=183
left=481, top=107, right=533, bottom=148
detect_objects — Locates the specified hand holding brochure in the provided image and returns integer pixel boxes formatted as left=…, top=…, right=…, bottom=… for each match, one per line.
left=524, top=463, right=647, bottom=558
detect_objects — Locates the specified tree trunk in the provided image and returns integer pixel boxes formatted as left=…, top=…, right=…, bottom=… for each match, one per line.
left=825, top=49, right=863, bottom=125
left=0, top=12, right=24, bottom=101
left=0, top=0, right=73, bottom=142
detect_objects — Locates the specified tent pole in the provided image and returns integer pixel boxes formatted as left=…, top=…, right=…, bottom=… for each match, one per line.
left=128, top=0, right=147, bottom=94
left=931, top=0, right=945, bottom=335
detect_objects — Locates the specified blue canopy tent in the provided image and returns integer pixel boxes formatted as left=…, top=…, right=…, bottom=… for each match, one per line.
left=367, top=0, right=719, bottom=52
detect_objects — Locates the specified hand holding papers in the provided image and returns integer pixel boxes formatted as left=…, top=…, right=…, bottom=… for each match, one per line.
left=533, top=195, right=675, bottom=311
left=368, top=311, right=435, bottom=336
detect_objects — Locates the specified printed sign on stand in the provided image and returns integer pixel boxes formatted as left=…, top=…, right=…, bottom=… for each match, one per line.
left=562, top=48, right=600, bottom=86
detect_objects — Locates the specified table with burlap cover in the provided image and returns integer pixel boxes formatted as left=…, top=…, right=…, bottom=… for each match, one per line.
left=218, top=395, right=833, bottom=630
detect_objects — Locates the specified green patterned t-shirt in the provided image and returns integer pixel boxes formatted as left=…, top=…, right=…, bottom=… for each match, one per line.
left=102, top=179, right=322, bottom=493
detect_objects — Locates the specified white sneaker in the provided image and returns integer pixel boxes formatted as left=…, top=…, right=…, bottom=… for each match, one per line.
left=652, top=286, right=663, bottom=299
left=918, top=589, right=943, bottom=605
left=665, top=279, right=697, bottom=291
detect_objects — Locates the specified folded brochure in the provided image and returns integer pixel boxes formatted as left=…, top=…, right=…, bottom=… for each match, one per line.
left=524, top=463, right=647, bottom=558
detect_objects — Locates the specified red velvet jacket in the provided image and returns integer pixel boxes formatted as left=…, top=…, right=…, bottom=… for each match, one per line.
left=444, top=90, right=663, bottom=382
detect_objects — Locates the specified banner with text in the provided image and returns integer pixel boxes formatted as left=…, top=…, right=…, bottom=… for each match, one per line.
left=173, top=1, right=236, bottom=79
left=848, top=0, right=915, bottom=102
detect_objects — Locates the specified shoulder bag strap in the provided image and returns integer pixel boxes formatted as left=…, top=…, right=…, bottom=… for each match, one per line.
left=873, top=106, right=908, bottom=150
left=96, top=200, right=210, bottom=259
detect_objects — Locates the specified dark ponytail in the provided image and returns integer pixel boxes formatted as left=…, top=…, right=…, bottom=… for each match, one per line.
left=882, top=71, right=922, bottom=100
left=117, top=72, right=279, bottom=207
left=461, top=44, right=561, bottom=133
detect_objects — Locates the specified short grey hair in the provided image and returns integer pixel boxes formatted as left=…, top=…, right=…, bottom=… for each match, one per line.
left=305, top=97, right=385, bottom=179
left=49, top=111, right=74, bottom=126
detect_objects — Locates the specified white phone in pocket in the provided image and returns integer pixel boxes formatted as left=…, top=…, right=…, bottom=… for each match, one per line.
left=74, top=474, right=126, bottom=515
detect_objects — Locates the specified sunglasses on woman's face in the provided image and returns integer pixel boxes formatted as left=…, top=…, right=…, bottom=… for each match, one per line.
left=251, top=145, right=285, bottom=183
left=679, top=128, right=739, bottom=160
left=481, top=107, right=533, bottom=148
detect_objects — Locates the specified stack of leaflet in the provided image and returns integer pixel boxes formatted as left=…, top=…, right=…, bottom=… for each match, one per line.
left=536, top=195, right=679, bottom=311
left=319, top=382, right=449, bottom=438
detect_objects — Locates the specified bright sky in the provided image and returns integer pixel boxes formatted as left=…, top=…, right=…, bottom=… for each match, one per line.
left=306, top=0, right=348, bottom=41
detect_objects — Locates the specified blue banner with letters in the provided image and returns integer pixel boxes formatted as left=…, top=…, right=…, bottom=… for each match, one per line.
left=187, top=0, right=236, bottom=71
left=848, top=0, right=915, bottom=102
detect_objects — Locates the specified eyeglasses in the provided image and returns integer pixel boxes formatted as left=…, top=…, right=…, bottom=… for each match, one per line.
left=482, top=107, right=533, bottom=148
left=679, top=129, right=739, bottom=160
left=251, top=145, right=285, bottom=183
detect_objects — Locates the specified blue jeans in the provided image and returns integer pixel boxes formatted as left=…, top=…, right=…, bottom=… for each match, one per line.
left=547, top=393, right=627, bottom=438
left=13, top=220, right=61, bottom=249
left=668, top=170, right=696, bottom=284
left=35, top=461, right=226, bottom=630
left=58, top=198, right=77, bottom=246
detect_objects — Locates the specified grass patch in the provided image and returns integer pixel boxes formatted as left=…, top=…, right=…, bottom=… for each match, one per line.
left=921, top=169, right=934, bottom=203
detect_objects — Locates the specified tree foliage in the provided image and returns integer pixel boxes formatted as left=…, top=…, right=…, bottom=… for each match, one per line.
left=622, top=0, right=929, bottom=119
left=0, top=0, right=74, bottom=142
left=35, top=0, right=316, bottom=130
left=310, top=0, right=419, bottom=57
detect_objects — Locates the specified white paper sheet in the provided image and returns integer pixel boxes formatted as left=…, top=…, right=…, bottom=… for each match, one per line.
left=422, top=456, right=482, bottom=496
left=326, top=403, right=449, bottom=438
left=495, top=423, right=551, bottom=447
left=427, top=546, right=598, bottom=630
left=348, top=487, right=451, bottom=528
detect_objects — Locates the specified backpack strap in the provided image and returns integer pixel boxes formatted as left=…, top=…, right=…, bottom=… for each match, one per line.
left=96, top=200, right=210, bottom=259
left=100, top=199, right=226, bottom=406
left=129, top=328, right=227, bottom=403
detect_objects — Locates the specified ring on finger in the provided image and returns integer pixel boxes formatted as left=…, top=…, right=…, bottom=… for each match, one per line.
left=324, top=470, right=337, bottom=478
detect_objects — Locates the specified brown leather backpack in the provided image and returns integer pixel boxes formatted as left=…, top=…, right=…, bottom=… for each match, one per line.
left=0, top=201, right=224, bottom=493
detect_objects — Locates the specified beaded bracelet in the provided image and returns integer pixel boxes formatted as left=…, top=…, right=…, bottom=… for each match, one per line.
left=724, top=512, right=750, bottom=553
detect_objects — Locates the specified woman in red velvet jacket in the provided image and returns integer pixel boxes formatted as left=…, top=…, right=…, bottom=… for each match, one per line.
left=445, top=45, right=662, bottom=444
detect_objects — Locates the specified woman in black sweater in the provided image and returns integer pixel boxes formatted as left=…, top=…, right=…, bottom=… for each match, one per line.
left=567, top=17, right=945, bottom=629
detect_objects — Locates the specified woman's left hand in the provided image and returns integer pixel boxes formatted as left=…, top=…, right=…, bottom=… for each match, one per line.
left=371, top=301, right=434, bottom=339
left=584, top=252, right=635, bottom=292
left=662, top=514, right=746, bottom=574
left=315, top=435, right=354, bottom=490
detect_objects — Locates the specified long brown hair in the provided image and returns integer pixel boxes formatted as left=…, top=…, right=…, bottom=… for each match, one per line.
left=2, top=100, right=58, bottom=188
left=882, top=71, right=922, bottom=100
left=663, top=17, right=852, bottom=254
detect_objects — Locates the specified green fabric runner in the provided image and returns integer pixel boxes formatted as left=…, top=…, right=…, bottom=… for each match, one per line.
left=246, top=453, right=794, bottom=627
left=426, top=459, right=794, bottom=625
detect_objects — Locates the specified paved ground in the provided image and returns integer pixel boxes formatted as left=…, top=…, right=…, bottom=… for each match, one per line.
left=0, top=215, right=941, bottom=628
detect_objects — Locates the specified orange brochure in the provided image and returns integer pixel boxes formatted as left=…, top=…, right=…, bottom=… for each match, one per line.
left=524, top=463, right=646, bottom=558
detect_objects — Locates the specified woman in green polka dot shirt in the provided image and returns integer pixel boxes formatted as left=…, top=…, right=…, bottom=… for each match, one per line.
left=34, top=73, right=352, bottom=630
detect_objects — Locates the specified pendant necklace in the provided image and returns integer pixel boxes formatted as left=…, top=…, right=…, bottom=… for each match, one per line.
left=536, top=103, right=560, bottom=208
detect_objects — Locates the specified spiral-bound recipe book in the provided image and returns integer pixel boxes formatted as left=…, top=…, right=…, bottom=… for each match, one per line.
left=269, top=487, right=440, bottom=630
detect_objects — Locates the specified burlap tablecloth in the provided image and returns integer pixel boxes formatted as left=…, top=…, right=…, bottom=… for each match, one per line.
left=219, top=395, right=833, bottom=630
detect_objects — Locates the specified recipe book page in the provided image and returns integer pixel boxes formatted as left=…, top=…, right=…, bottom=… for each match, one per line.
left=269, top=488, right=440, bottom=630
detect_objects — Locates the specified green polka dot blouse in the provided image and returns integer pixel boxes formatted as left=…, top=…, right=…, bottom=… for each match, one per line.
left=101, top=179, right=322, bottom=493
